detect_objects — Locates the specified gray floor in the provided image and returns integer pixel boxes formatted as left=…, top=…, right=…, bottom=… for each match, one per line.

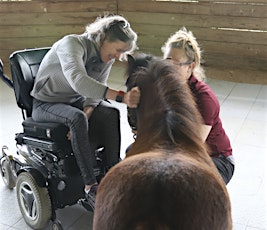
left=0, top=64, right=266, bottom=230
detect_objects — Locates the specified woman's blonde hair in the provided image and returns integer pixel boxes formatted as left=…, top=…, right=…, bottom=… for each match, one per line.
left=162, top=27, right=206, bottom=81
left=84, top=14, right=138, bottom=61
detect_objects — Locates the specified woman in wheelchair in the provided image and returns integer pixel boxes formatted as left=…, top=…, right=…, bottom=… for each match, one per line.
left=30, top=14, right=140, bottom=211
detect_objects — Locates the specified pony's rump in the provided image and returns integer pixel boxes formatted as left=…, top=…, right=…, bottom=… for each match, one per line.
left=93, top=152, right=232, bottom=230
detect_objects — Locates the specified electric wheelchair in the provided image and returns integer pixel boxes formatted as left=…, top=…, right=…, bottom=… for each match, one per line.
left=0, top=48, right=121, bottom=229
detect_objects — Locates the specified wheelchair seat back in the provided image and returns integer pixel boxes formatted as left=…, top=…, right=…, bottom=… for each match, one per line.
left=10, top=47, right=50, bottom=118
left=9, top=48, right=73, bottom=157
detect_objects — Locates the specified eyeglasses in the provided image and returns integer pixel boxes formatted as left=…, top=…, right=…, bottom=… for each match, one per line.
left=166, top=58, right=192, bottom=67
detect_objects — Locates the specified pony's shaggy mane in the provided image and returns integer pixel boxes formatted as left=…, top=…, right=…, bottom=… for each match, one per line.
left=93, top=53, right=232, bottom=230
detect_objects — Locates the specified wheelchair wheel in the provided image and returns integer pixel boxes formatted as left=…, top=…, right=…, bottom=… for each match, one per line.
left=16, top=172, right=52, bottom=229
left=1, top=158, right=16, bottom=189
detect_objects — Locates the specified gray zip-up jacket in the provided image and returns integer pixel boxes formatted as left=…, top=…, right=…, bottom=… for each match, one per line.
left=31, top=34, right=114, bottom=107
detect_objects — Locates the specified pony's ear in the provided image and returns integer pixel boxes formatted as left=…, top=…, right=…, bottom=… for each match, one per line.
left=127, top=54, right=136, bottom=67
left=126, top=54, right=137, bottom=91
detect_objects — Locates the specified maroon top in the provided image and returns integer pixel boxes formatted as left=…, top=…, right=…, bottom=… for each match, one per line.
left=188, top=75, right=232, bottom=157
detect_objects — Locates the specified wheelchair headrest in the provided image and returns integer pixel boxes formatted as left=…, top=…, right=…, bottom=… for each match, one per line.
left=10, top=47, right=50, bottom=117
left=0, top=59, right=3, bottom=75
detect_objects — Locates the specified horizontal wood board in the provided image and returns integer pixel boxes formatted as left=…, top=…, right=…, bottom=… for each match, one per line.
left=0, top=0, right=266, bottom=84
left=118, top=0, right=267, bottom=83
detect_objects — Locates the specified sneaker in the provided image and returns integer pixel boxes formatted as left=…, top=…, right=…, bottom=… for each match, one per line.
left=85, top=184, right=98, bottom=211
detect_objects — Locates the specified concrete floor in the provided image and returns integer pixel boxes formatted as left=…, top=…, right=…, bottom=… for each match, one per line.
left=0, top=64, right=266, bottom=229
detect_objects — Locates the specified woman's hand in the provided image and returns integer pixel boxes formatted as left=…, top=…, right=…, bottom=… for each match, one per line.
left=105, top=87, right=141, bottom=107
left=66, top=106, right=94, bottom=141
left=124, top=87, right=140, bottom=108
left=83, top=106, right=95, bottom=120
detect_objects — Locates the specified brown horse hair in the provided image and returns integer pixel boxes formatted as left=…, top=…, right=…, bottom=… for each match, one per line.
left=126, top=56, right=212, bottom=167
left=94, top=54, right=232, bottom=229
left=93, top=152, right=232, bottom=230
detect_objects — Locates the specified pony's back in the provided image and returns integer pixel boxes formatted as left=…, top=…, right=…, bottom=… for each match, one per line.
left=93, top=152, right=232, bottom=230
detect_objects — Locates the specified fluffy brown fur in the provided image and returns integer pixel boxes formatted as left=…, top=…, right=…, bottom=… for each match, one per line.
left=126, top=56, right=213, bottom=167
left=93, top=55, right=232, bottom=230
left=94, top=152, right=232, bottom=230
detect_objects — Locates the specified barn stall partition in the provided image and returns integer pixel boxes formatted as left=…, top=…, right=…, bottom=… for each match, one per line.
left=118, top=0, right=267, bottom=84
left=0, top=0, right=117, bottom=77
left=0, top=0, right=266, bottom=84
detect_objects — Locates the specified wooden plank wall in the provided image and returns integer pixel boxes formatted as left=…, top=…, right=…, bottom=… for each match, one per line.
left=0, top=0, right=117, bottom=77
left=0, top=0, right=266, bottom=84
left=118, top=0, right=267, bottom=84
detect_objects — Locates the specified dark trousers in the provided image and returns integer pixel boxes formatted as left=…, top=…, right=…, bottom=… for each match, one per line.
left=32, top=99, right=120, bottom=185
left=212, top=155, right=235, bottom=184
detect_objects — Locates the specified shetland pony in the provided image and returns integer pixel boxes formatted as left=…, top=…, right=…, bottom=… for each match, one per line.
left=125, top=54, right=214, bottom=167
left=93, top=55, right=232, bottom=230
left=93, top=152, right=232, bottom=230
